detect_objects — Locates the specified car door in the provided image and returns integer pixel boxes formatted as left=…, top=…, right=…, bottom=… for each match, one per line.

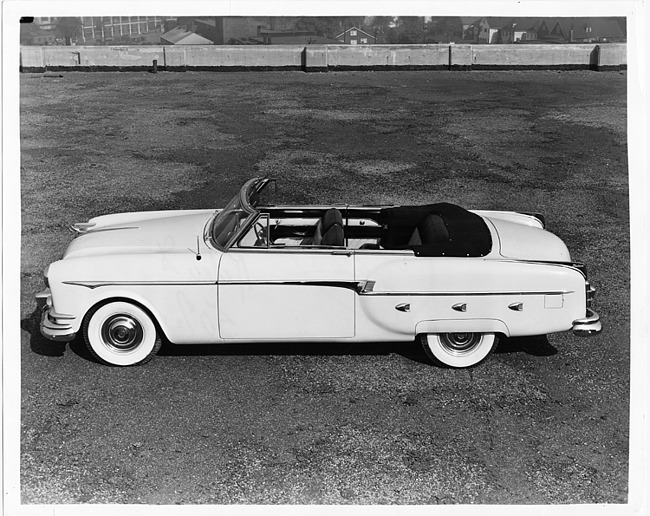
left=217, top=231, right=355, bottom=341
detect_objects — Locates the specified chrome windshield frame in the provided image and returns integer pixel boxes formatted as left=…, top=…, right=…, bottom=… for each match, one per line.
left=208, top=178, right=271, bottom=251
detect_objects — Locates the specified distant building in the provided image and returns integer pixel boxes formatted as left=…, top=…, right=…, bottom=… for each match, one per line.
left=499, top=18, right=545, bottom=43
left=20, top=24, right=57, bottom=45
left=185, top=17, right=297, bottom=44
left=461, top=16, right=625, bottom=44
left=475, top=17, right=513, bottom=44
left=160, top=26, right=213, bottom=45
left=335, top=26, right=376, bottom=45
left=460, top=17, right=480, bottom=41
left=34, top=17, right=57, bottom=31
left=80, top=16, right=175, bottom=43
left=20, top=17, right=59, bottom=45
left=259, top=30, right=332, bottom=45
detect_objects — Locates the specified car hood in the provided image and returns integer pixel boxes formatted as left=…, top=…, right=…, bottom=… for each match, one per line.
left=485, top=216, right=572, bottom=262
left=62, top=210, right=216, bottom=259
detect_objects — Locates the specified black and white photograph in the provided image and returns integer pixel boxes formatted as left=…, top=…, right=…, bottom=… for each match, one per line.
left=2, top=0, right=647, bottom=514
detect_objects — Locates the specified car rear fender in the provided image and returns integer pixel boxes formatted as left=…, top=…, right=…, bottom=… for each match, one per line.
left=415, top=319, right=510, bottom=337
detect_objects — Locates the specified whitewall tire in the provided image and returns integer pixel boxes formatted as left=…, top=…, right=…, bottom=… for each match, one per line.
left=421, top=332, right=497, bottom=368
left=83, top=302, right=162, bottom=366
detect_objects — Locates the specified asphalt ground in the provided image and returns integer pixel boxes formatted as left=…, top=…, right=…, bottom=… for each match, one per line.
left=18, top=69, right=628, bottom=505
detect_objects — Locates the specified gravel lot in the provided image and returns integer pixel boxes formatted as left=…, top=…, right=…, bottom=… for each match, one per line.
left=18, top=69, right=629, bottom=505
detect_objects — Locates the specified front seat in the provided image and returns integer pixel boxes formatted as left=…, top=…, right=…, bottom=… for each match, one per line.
left=320, top=223, right=345, bottom=246
left=304, top=208, right=344, bottom=246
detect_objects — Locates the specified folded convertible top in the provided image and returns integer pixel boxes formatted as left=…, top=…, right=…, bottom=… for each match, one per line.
left=380, top=203, right=492, bottom=257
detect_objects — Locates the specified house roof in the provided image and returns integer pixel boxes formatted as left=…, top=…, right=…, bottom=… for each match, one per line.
left=260, top=29, right=315, bottom=36
left=547, top=17, right=626, bottom=39
left=460, top=17, right=480, bottom=26
left=501, top=17, right=544, bottom=31
left=194, top=18, right=217, bottom=28
left=335, top=26, right=375, bottom=39
left=161, top=26, right=213, bottom=45
left=477, top=17, right=516, bottom=29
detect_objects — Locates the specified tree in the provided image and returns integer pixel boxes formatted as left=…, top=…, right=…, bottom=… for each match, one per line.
left=294, top=17, right=338, bottom=37
left=427, top=17, right=464, bottom=43
left=55, top=17, right=82, bottom=45
left=393, top=16, right=427, bottom=44
left=367, top=16, right=394, bottom=42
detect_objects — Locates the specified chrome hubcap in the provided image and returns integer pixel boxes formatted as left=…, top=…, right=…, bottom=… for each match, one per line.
left=439, top=333, right=481, bottom=356
left=101, top=315, right=143, bottom=352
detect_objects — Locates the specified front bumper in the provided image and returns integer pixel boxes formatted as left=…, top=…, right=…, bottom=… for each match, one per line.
left=36, top=289, right=77, bottom=342
left=572, top=308, right=602, bottom=337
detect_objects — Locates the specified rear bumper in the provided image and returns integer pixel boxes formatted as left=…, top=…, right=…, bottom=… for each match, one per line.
left=36, top=289, right=77, bottom=342
left=572, top=308, right=602, bottom=336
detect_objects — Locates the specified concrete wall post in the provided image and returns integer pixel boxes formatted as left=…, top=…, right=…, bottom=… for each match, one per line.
left=596, top=44, right=626, bottom=71
left=449, top=45, right=473, bottom=70
left=20, top=46, right=45, bottom=72
left=304, top=45, right=328, bottom=72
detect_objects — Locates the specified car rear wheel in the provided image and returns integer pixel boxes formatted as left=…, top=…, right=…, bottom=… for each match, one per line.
left=421, top=332, right=496, bottom=368
left=83, top=302, right=162, bottom=366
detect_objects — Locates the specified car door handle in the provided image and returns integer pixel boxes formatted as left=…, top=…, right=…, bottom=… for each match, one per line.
left=331, top=250, right=352, bottom=256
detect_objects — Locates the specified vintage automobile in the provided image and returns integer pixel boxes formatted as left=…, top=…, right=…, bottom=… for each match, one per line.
left=36, top=177, right=601, bottom=368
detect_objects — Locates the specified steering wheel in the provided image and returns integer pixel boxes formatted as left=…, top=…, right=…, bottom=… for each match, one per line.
left=253, top=222, right=268, bottom=247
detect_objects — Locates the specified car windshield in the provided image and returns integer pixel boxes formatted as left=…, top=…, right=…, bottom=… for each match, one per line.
left=209, top=178, right=266, bottom=250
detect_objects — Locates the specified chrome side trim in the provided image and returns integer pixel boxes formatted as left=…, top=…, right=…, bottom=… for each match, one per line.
left=64, top=278, right=576, bottom=298
left=220, top=280, right=363, bottom=293
left=492, top=259, right=588, bottom=278
left=63, top=280, right=216, bottom=289
left=359, top=289, right=574, bottom=297
left=74, top=226, right=138, bottom=235
left=69, top=222, right=96, bottom=234
left=226, top=248, right=413, bottom=256
left=218, top=280, right=572, bottom=297
left=358, top=280, right=376, bottom=293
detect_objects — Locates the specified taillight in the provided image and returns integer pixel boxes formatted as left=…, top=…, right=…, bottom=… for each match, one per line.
left=586, top=282, right=596, bottom=308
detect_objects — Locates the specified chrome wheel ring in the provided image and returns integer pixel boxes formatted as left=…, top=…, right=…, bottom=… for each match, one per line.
left=101, top=314, right=144, bottom=352
left=439, top=333, right=482, bottom=356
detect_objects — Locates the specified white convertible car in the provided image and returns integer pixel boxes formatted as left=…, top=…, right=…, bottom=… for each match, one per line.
left=37, top=177, right=601, bottom=368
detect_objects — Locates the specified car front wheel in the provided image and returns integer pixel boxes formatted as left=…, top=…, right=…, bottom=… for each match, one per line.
left=83, top=301, right=162, bottom=366
left=421, top=332, right=496, bottom=368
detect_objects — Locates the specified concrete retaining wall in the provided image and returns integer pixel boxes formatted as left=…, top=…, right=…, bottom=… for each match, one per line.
left=471, top=44, right=600, bottom=69
left=79, top=47, right=165, bottom=70
left=181, top=45, right=303, bottom=70
left=325, top=44, right=449, bottom=70
left=20, top=43, right=627, bottom=73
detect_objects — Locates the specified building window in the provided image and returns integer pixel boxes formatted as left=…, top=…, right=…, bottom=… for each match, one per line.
left=350, top=30, right=357, bottom=36
left=360, top=38, right=367, bottom=44
left=585, top=27, right=592, bottom=32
